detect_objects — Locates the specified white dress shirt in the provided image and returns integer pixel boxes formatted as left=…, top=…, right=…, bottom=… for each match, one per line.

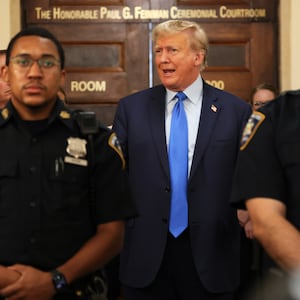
left=165, top=75, right=203, bottom=176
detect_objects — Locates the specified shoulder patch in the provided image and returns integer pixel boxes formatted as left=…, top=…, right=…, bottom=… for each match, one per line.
left=240, top=111, right=265, bottom=151
left=108, top=132, right=126, bottom=170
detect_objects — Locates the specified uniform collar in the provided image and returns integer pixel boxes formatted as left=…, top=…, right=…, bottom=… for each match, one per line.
left=0, top=98, right=74, bottom=130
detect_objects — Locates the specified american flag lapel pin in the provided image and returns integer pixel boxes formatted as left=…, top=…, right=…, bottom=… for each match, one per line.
left=211, top=104, right=217, bottom=113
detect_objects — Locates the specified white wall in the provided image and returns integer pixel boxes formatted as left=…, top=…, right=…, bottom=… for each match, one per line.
left=280, top=0, right=300, bottom=91
left=0, top=0, right=20, bottom=49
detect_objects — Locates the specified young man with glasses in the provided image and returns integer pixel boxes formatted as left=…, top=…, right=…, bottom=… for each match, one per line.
left=0, top=27, right=136, bottom=300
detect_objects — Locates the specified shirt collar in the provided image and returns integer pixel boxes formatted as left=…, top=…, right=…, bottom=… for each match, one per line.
left=166, top=75, right=203, bottom=104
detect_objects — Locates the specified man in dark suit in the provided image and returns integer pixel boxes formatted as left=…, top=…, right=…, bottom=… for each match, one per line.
left=113, top=20, right=252, bottom=300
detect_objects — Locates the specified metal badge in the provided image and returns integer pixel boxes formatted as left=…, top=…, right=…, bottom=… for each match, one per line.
left=59, top=110, right=71, bottom=119
left=65, top=137, right=88, bottom=166
left=1, top=108, right=9, bottom=120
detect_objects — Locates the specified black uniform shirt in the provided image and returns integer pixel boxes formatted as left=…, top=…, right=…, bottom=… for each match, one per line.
left=231, top=90, right=300, bottom=231
left=0, top=99, right=135, bottom=270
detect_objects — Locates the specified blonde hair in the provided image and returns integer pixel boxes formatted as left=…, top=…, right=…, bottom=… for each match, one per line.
left=152, top=20, right=209, bottom=70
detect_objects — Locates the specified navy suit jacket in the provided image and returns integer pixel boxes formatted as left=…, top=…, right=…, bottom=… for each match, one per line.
left=113, top=81, right=252, bottom=293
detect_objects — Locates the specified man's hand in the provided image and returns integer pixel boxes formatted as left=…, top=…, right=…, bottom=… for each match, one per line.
left=0, top=266, right=20, bottom=289
left=0, top=265, right=55, bottom=300
left=237, top=209, right=254, bottom=239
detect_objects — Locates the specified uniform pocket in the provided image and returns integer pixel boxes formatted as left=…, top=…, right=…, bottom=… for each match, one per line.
left=0, top=160, right=18, bottom=215
left=47, top=158, right=89, bottom=212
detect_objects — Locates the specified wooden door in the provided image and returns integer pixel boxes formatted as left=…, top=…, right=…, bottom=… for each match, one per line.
left=21, top=0, right=279, bottom=125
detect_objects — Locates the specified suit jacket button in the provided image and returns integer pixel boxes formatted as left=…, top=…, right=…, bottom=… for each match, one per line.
left=165, top=186, right=170, bottom=192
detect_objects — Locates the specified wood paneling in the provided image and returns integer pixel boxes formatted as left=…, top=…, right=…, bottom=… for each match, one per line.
left=21, top=0, right=279, bottom=124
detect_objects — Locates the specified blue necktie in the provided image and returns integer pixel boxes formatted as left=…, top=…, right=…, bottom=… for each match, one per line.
left=169, top=92, right=188, bottom=238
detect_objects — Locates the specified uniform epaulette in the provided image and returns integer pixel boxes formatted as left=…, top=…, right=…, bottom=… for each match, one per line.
left=282, top=89, right=300, bottom=96
left=97, top=121, right=111, bottom=133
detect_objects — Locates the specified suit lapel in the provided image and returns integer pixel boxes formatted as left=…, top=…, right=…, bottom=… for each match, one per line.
left=148, top=86, right=170, bottom=178
left=147, top=84, right=222, bottom=181
left=190, top=83, right=221, bottom=180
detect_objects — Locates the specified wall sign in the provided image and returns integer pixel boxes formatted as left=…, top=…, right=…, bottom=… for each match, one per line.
left=34, top=5, right=267, bottom=22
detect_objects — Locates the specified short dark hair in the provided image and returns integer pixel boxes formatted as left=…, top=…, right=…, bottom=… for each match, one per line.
left=6, top=26, right=65, bottom=69
left=0, top=49, right=7, bottom=56
left=250, top=83, right=278, bottom=105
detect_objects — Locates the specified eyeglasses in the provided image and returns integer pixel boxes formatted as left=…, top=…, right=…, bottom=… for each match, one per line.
left=10, top=55, right=61, bottom=70
left=253, top=100, right=271, bottom=109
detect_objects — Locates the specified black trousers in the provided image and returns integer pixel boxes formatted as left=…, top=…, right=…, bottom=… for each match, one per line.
left=123, top=230, right=235, bottom=300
